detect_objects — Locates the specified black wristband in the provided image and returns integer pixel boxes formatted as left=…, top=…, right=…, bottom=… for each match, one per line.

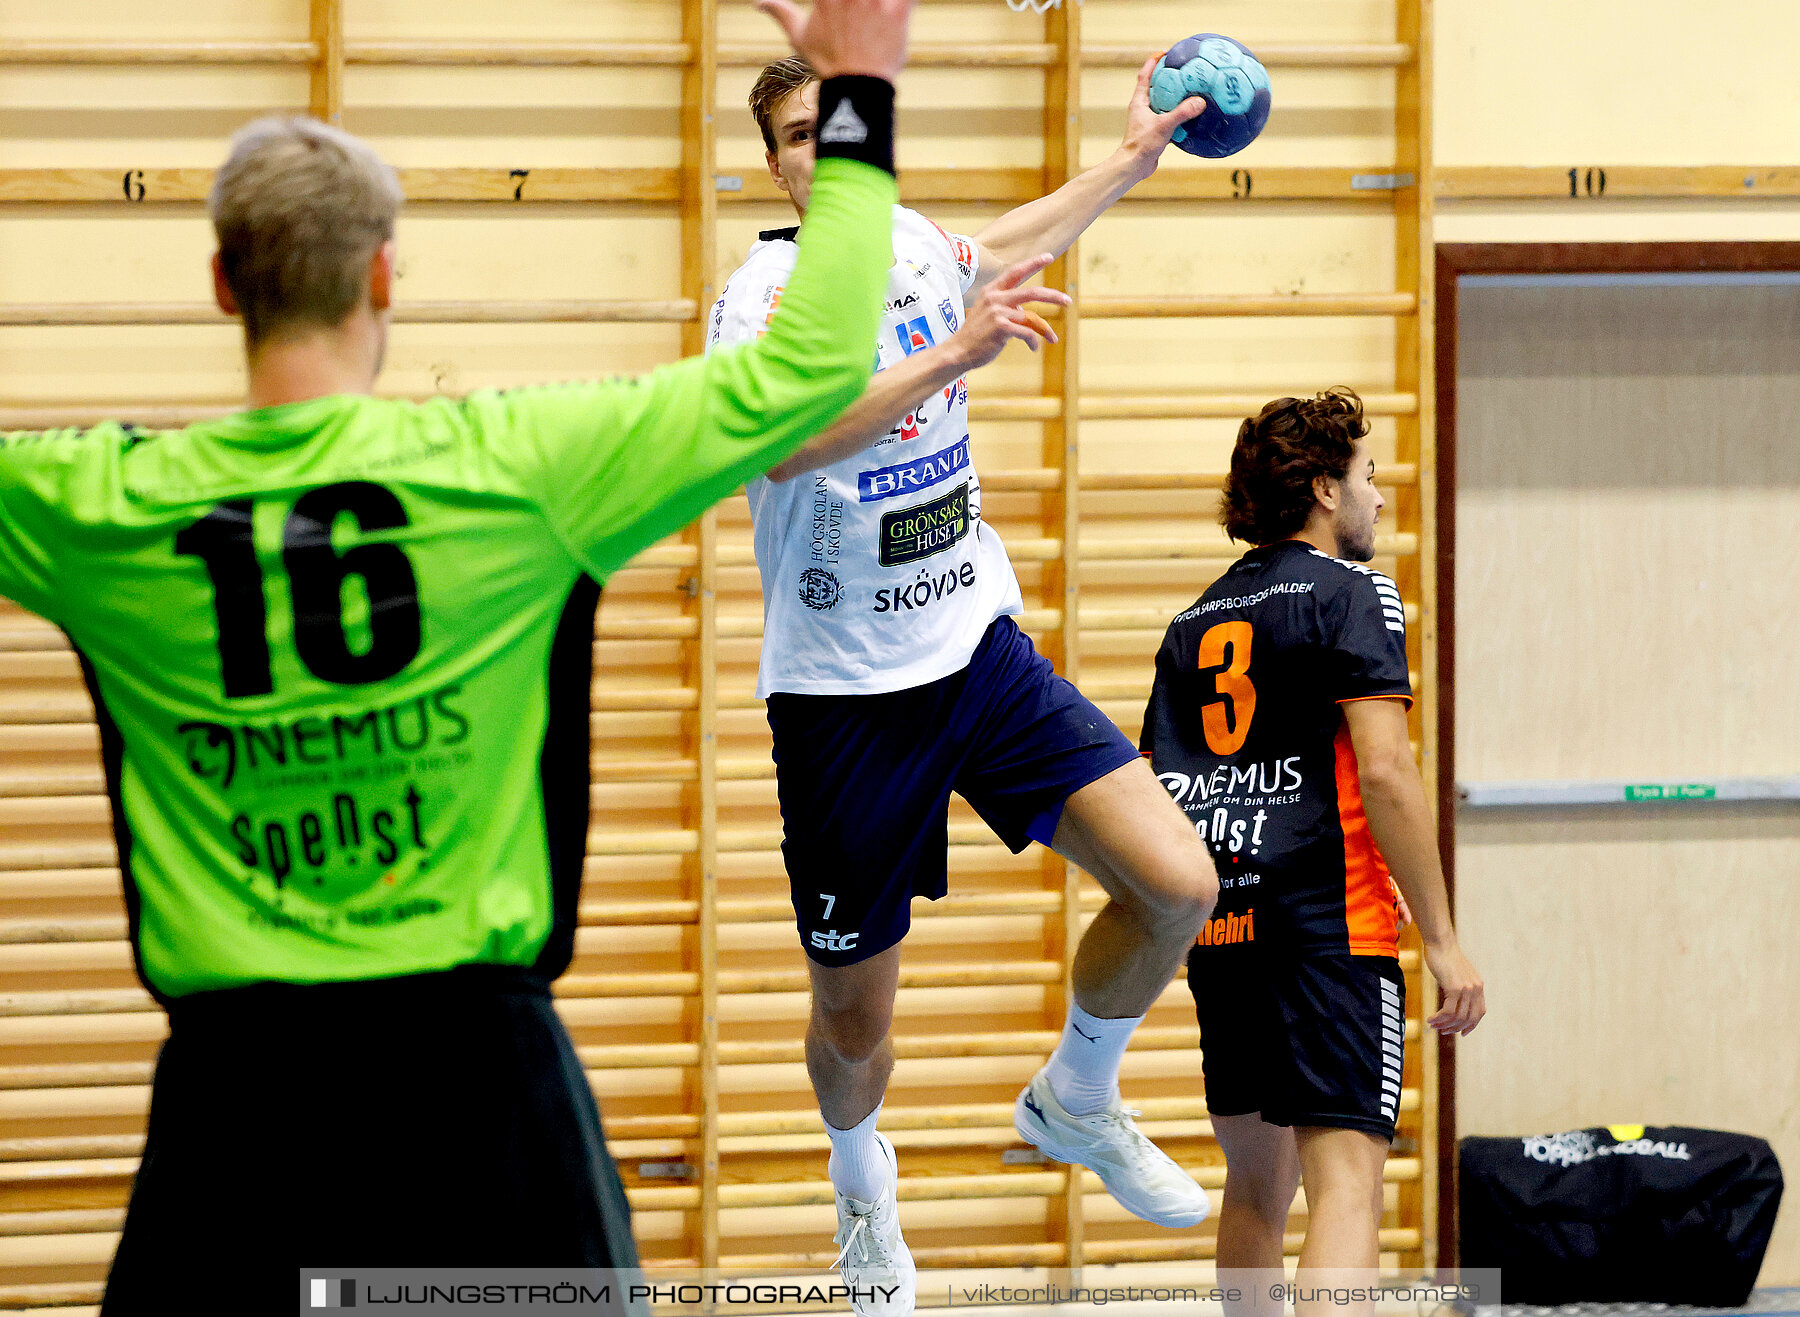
left=813, top=75, right=896, bottom=178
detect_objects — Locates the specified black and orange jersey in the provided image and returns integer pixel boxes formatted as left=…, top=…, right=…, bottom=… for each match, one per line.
left=1141, top=539, right=1412, bottom=956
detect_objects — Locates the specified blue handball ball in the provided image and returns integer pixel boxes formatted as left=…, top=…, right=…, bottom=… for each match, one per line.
left=1149, top=34, right=1271, bottom=158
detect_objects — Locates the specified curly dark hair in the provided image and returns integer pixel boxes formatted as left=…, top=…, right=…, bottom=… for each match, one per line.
left=1220, top=387, right=1370, bottom=545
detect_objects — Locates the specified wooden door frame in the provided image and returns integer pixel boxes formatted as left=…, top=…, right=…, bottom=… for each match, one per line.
left=1431, top=240, right=1800, bottom=1267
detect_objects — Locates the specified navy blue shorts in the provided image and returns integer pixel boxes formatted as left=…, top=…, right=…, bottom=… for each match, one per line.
left=766, top=615, right=1139, bottom=967
left=1190, top=943, right=1406, bottom=1140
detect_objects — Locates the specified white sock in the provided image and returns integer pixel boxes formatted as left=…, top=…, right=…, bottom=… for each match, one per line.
left=825, top=1104, right=888, bottom=1204
left=1045, top=1003, right=1143, bottom=1117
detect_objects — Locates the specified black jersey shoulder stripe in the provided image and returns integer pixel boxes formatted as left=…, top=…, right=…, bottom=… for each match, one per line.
left=758, top=226, right=800, bottom=243
left=529, top=574, right=603, bottom=982
left=71, top=643, right=168, bottom=1006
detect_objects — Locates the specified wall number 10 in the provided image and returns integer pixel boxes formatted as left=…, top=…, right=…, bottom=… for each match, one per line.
left=1568, top=167, right=1607, bottom=197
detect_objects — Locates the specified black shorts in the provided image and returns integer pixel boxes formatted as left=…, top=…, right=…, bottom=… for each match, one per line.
left=766, top=616, right=1140, bottom=967
left=1189, top=941, right=1405, bottom=1140
left=101, top=966, right=643, bottom=1317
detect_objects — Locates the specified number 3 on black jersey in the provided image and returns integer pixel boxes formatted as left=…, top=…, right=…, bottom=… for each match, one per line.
left=175, top=481, right=422, bottom=698
left=1198, top=620, right=1255, bottom=755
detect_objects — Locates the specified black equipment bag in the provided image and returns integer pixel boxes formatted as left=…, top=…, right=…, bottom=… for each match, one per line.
left=1459, top=1125, right=1783, bottom=1305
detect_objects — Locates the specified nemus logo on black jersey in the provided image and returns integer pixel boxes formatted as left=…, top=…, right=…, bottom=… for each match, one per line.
left=858, top=438, right=969, bottom=502
left=1157, top=757, right=1303, bottom=808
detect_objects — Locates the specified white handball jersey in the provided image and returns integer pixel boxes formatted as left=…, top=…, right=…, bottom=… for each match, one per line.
left=709, top=205, right=1023, bottom=697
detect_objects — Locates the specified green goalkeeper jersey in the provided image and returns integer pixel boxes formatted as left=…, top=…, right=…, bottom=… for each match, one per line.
left=0, top=156, right=895, bottom=1001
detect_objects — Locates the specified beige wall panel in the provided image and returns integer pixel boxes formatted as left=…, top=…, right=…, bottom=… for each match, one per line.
left=1433, top=0, right=1800, bottom=241
left=0, top=214, right=215, bottom=302
left=0, top=211, right=683, bottom=303
left=1081, top=205, right=1396, bottom=298
left=0, top=325, right=246, bottom=402
left=352, top=0, right=681, bottom=43
left=1437, top=202, right=1800, bottom=245
left=1080, top=0, right=1397, bottom=45
left=1455, top=278, right=1800, bottom=1285
left=0, top=71, right=311, bottom=166
left=0, top=324, right=687, bottom=404
left=0, top=0, right=300, bottom=39
left=364, top=323, right=688, bottom=394
left=1456, top=282, right=1800, bottom=779
left=346, top=69, right=684, bottom=169
left=1082, top=319, right=1398, bottom=399
left=1435, top=0, right=1800, bottom=166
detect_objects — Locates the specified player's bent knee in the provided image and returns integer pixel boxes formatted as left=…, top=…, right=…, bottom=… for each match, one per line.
left=1226, top=1171, right=1299, bottom=1228
left=809, top=997, right=894, bottom=1065
left=1120, top=844, right=1216, bottom=934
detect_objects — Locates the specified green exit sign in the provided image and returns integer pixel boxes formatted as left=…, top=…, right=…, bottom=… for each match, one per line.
left=1625, top=783, right=1718, bottom=801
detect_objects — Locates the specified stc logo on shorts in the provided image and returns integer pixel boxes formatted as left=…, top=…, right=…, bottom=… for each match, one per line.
left=858, top=438, right=970, bottom=502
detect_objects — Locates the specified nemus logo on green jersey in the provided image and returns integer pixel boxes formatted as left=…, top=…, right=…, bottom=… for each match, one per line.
left=177, top=682, right=469, bottom=791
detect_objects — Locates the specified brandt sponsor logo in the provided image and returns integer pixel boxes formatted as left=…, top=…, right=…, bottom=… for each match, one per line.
left=857, top=438, right=970, bottom=502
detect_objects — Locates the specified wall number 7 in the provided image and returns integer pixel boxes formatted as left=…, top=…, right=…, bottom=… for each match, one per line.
left=819, top=893, right=836, bottom=920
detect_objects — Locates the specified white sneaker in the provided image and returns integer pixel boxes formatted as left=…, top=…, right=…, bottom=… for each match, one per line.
left=831, top=1132, right=916, bottom=1317
left=1014, top=1065, right=1211, bottom=1228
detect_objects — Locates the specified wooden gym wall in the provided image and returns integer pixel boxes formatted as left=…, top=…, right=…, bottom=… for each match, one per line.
left=1434, top=0, right=1800, bottom=242
left=0, top=0, right=1436, bottom=1301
